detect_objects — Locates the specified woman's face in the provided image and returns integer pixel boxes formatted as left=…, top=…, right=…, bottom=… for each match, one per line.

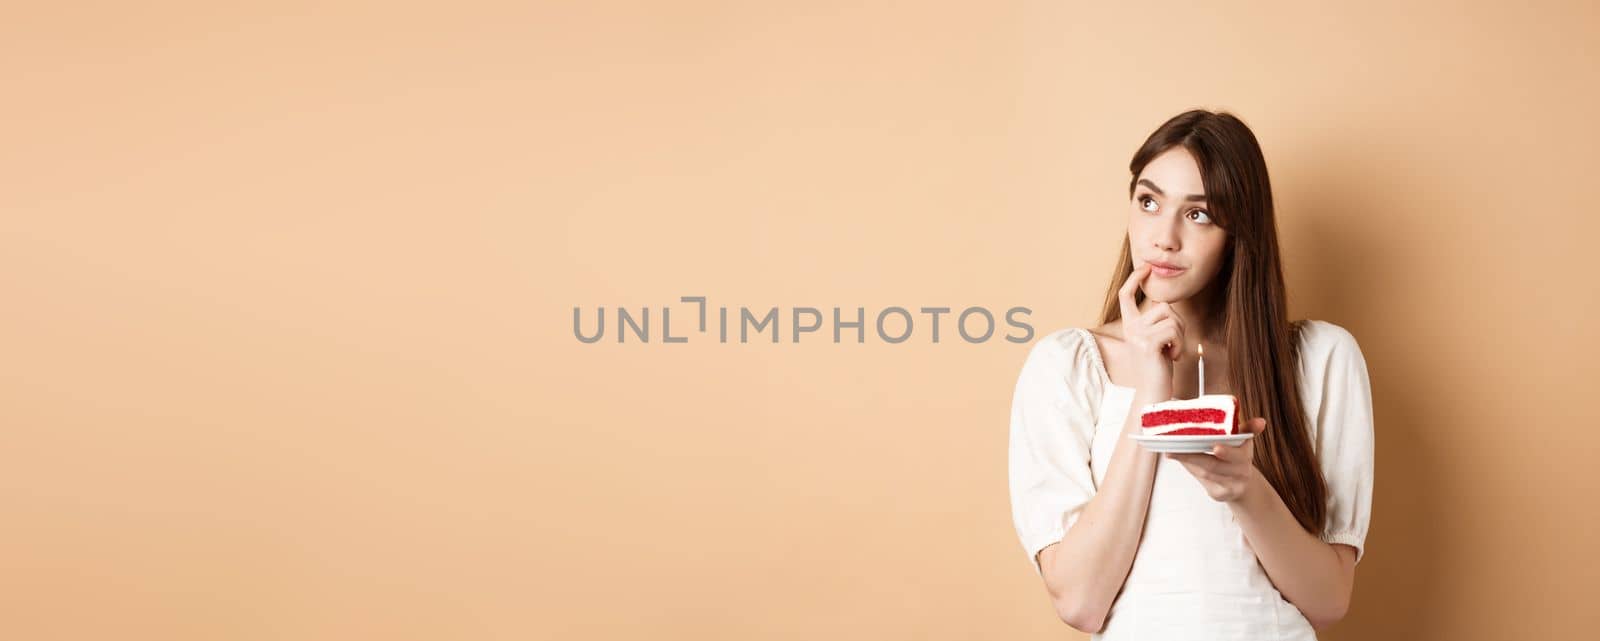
left=1127, top=147, right=1229, bottom=304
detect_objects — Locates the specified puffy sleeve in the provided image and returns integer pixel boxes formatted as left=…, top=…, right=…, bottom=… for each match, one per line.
left=1303, top=321, right=1376, bottom=565
left=1008, top=329, right=1104, bottom=576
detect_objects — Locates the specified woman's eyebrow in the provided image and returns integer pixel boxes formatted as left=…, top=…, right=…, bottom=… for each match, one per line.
left=1137, top=178, right=1207, bottom=202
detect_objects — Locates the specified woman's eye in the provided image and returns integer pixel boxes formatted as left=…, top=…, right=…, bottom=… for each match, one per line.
left=1189, top=209, right=1213, bottom=224
left=1139, top=196, right=1159, bottom=212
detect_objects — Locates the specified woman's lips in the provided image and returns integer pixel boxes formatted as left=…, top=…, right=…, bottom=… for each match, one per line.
left=1149, top=263, right=1186, bottom=278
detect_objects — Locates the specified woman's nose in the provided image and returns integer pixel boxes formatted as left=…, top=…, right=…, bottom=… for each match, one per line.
left=1150, top=215, right=1181, bottom=252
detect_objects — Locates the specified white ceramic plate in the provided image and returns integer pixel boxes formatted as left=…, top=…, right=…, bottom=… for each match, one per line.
left=1129, top=432, right=1254, bottom=453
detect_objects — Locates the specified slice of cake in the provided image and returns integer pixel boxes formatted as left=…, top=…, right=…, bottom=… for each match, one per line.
left=1139, top=394, right=1239, bottom=436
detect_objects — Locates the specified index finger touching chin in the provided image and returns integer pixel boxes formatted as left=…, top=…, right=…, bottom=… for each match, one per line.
left=1119, top=264, right=1150, bottom=316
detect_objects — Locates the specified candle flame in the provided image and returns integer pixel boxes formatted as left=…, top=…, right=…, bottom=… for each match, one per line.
left=1197, top=343, right=1204, bottom=356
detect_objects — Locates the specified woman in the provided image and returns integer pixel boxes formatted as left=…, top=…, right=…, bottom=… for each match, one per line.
left=1007, top=109, right=1375, bottom=639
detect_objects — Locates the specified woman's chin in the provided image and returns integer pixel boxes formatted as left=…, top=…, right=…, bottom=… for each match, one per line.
left=1142, top=286, right=1189, bottom=305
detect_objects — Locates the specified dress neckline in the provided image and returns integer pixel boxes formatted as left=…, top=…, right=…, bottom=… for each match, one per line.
left=1074, top=328, right=1134, bottom=393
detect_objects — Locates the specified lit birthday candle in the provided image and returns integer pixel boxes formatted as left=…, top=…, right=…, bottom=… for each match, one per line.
left=1197, top=343, right=1205, bottom=397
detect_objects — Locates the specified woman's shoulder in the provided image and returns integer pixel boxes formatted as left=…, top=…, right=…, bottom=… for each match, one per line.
left=1015, top=326, right=1110, bottom=410
left=1294, top=319, right=1362, bottom=352
left=1022, top=326, right=1091, bottom=360
left=1293, top=319, right=1367, bottom=372
left=1018, top=326, right=1111, bottom=380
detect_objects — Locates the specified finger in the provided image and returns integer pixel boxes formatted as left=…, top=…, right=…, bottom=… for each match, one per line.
left=1149, top=320, right=1179, bottom=358
left=1175, top=457, right=1219, bottom=483
left=1150, top=318, right=1185, bottom=361
left=1212, top=442, right=1247, bottom=462
left=1162, top=302, right=1187, bottom=331
left=1142, top=304, right=1172, bottom=326
left=1149, top=318, right=1176, bottom=341
left=1162, top=303, right=1187, bottom=345
left=1167, top=451, right=1219, bottom=472
left=1119, top=264, right=1153, bottom=322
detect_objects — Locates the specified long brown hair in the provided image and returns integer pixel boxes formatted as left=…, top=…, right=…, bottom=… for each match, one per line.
left=1098, top=109, right=1326, bottom=535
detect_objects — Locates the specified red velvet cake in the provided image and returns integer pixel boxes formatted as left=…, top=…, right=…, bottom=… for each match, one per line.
left=1139, top=394, right=1239, bottom=436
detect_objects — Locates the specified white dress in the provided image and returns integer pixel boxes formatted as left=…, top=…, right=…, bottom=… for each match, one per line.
left=1008, top=320, right=1375, bottom=640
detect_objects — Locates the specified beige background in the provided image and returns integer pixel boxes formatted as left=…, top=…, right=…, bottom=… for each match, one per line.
left=3, top=1, right=1598, bottom=639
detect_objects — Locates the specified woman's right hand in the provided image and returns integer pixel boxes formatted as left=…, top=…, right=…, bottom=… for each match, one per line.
left=1118, top=263, right=1188, bottom=395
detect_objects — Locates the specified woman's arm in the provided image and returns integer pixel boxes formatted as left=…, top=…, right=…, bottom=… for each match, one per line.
left=1040, top=266, right=1191, bottom=632
left=1229, top=471, right=1358, bottom=629
left=1036, top=385, right=1165, bottom=633
left=1167, top=422, right=1358, bottom=630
